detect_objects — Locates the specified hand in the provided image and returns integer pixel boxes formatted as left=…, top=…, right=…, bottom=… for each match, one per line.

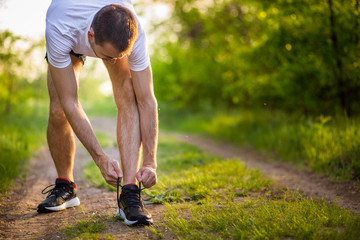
left=136, top=166, right=157, bottom=188
left=96, top=155, right=122, bottom=187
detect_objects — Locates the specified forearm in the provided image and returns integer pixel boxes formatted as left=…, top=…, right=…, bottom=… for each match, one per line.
left=62, top=99, right=104, bottom=163
left=138, top=99, right=158, bottom=169
left=48, top=64, right=118, bottom=185
left=130, top=66, right=158, bottom=170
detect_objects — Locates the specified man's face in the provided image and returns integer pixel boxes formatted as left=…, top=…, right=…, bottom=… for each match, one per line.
left=88, top=28, right=125, bottom=64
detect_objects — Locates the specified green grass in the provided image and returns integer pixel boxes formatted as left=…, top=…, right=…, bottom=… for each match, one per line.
left=84, top=137, right=271, bottom=200
left=144, top=137, right=271, bottom=203
left=0, top=102, right=47, bottom=193
left=149, top=192, right=360, bottom=240
left=83, top=132, right=117, bottom=191
left=84, top=161, right=116, bottom=191
left=62, top=217, right=110, bottom=240
left=159, top=106, right=360, bottom=182
left=94, top=131, right=116, bottom=148
left=144, top=158, right=270, bottom=203
left=82, top=135, right=360, bottom=239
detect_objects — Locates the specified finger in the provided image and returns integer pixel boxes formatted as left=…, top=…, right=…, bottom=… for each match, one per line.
left=105, top=176, right=114, bottom=186
left=150, top=176, right=157, bottom=188
left=142, top=170, right=155, bottom=188
left=142, top=169, right=150, bottom=183
left=144, top=179, right=155, bottom=188
left=112, top=160, right=123, bottom=177
left=136, top=169, right=143, bottom=182
left=108, top=177, right=118, bottom=187
left=110, top=181, right=117, bottom=188
left=105, top=170, right=118, bottom=187
left=149, top=171, right=157, bottom=188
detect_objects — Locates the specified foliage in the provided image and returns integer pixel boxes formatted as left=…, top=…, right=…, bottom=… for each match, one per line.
left=148, top=0, right=360, bottom=184
left=0, top=103, right=47, bottom=193
left=0, top=30, right=47, bottom=114
left=0, top=29, right=48, bottom=193
left=78, top=59, right=117, bottom=118
left=152, top=0, right=360, bottom=116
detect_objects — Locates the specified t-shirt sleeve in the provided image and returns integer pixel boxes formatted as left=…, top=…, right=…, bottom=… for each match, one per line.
left=127, top=23, right=150, bottom=72
left=45, top=25, right=73, bottom=68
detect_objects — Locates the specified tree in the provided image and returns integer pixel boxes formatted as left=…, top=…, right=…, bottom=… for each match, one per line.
left=0, top=31, right=47, bottom=114
left=151, top=0, right=360, bottom=116
left=0, top=31, right=22, bottom=114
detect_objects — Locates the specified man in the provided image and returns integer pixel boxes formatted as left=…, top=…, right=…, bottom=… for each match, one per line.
left=37, top=0, right=158, bottom=226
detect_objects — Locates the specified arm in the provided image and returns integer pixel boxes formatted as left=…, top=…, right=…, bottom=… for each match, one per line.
left=49, top=63, right=122, bottom=186
left=131, top=65, right=158, bottom=188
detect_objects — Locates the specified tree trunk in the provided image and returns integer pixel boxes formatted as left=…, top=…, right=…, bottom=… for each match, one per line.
left=355, top=0, right=360, bottom=44
left=327, top=0, right=350, bottom=116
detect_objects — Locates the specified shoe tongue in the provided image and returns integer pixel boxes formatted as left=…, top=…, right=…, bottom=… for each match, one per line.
left=122, top=184, right=139, bottom=192
left=55, top=178, right=71, bottom=185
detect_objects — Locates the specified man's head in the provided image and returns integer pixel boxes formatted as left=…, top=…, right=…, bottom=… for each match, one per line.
left=88, top=4, right=138, bottom=63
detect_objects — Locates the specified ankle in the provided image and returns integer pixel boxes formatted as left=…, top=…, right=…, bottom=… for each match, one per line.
left=122, top=178, right=136, bottom=186
left=57, top=175, right=74, bottom=182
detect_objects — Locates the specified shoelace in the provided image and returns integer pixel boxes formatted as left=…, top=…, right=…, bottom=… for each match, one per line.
left=41, top=184, right=64, bottom=197
left=117, top=177, right=145, bottom=209
left=117, top=177, right=122, bottom=208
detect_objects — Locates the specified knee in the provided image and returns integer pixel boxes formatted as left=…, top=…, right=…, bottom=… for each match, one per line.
left=48, top=105, right=68, bottom=127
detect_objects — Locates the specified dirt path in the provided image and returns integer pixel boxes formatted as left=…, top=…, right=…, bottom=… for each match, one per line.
left=0, top=117, right=359, bottom=239
left=0, top=117, right=162, bottom=240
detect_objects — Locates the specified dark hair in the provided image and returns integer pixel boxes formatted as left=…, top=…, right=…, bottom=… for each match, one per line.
left=91, top=4, right=138, bottom=55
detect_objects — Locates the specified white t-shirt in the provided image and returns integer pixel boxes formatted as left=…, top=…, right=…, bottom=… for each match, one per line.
left=45, top=0, right=150, bottom=71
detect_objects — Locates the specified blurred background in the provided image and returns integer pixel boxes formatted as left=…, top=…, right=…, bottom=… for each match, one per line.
left=0, top=0, right=359, bottom=193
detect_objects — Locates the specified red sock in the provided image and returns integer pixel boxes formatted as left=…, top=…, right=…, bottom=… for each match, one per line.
left=57, top=177, right=77, bottom=189
left=122, top=184, right=137, bottom=188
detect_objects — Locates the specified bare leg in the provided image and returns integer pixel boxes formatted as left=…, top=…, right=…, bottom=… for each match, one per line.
left=46, top=55, right=83, bottom=182
left=103, top=58, right=141, bottom=185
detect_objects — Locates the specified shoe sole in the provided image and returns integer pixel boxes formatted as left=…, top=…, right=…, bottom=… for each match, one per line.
left=41, top=197, right=80, bottom=212
left=116, top=208, right=153, bottom=225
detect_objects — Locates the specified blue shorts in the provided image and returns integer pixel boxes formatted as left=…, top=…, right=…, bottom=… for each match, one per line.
left=45, top=50, right=86, bottom=65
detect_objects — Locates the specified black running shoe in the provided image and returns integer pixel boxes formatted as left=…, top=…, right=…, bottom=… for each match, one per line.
left=37, top=178, right=80, bottom=213
left=116, top=178, right=153, bottom=225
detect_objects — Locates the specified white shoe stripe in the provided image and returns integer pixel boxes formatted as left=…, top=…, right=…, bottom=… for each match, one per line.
left=117, top=208, right=138, bottom=225
left=116, top=208, right=153, bottom=225
left=44, top=197, right=80, bottom=211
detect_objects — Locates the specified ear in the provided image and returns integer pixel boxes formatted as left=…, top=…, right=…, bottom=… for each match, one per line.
left=88, top=27, right=95, bottom=43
